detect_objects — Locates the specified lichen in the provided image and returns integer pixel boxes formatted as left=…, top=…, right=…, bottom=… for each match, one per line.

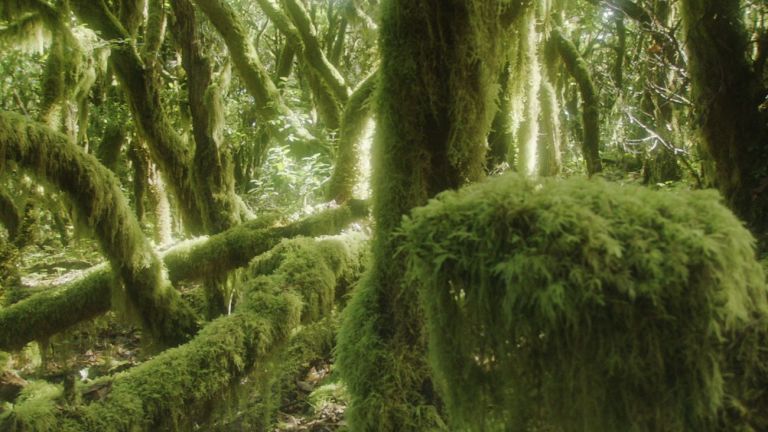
left=400, top=174, right=768, bottom=431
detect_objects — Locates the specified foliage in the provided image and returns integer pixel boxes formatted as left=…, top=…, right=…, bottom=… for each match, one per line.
left=400, top=173, right=768, bottom=431
left=246, top=144, right=332, bottom=214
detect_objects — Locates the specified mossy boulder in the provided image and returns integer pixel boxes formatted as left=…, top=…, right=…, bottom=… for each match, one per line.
left=400, top=174, right=768, bottom=431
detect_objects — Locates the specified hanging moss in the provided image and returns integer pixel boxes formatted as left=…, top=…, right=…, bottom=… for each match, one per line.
left=400, top=174, right=768, bottom=431
left=208, top=316, right=339, bottom=431
left=486, top=63, right=515, bottom=171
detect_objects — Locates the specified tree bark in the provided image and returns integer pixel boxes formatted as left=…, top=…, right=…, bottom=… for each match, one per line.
left=680, top=0, right=768, bottom=239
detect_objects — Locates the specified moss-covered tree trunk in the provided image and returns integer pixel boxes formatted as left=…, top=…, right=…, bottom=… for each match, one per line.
left=0, top=111, right=198, bottom=346
left=326, top=69, right=377, bottom=203
left=170, top=0, right=242, bottom=234
left=336, top=1, right=519, bottom=429
left=552, top=28, right=602, bottom=175
left=680, top=0, right=768, bottom=239
left=70, top=0, right=207, bottom=234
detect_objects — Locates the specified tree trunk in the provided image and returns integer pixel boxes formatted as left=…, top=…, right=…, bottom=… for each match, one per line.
left=170, top=0, right=242, bottom=234
left=552, top=28, right=603, bottom=175
left=336, top=1, right=519, bottom=429
left=326, top=69, right=377, bottom=203
left=680, top=0, right=768, bottom=239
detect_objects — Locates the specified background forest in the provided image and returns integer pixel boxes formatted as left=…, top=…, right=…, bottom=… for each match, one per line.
left=0, top=0, right=767, bottom=431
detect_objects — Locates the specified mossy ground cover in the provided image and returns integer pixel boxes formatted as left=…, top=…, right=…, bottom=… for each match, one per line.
left=400, top=174, right=768, bottom=431
left=0, top=233, right=367, bottom=431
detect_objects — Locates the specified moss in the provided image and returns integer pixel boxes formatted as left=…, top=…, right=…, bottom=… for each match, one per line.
left=0, top=205, right=367, bottom=352
left=0, top=381, right=62, bottom=431
left=336, top=1, right=522, bottom=430
left=0, top=265, right=112, bottom=351
left=552, top=28, right=602, bottom=175
left=400, top=174, right=768, bottom=431
left=217, top=316, right=339, bottom=431
left=0, top=111, right=198, bottom=347
left=51, top=233, right=366, bottom=431
left=327, top=69, right=377, bottom=203
left=164, top=202, right=367, bottom=283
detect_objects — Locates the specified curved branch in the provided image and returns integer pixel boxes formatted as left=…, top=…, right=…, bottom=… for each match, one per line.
left=0, top=111, right=198, bottom=346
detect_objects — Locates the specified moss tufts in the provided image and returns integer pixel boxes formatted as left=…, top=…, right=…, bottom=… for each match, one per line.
left=0, top=381, right=62, bottom=431
left=38, top=233, right=368, bottom=431
left=400, top=174, right=768, bottom=431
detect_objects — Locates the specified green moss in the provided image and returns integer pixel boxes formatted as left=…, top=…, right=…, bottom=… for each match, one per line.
left=400, top=174, right=768, bottom=431
left=0, top=111, right=198, bottom=347
left=327, top=69, right=378, bottom=203
left=0, top=381, right=62, bottom=432
left=336, top=1, right=524, bottom=430
left=0, top=264, right=112, bottom=351
left=38, top=233, right=368, bottom=431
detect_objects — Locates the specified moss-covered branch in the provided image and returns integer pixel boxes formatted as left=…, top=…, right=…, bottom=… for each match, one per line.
left=255, top=0, right=347, bottom=130
left=280, top=0, right=349, bottom=104
left=163, top=201, right=368, bottom=283
left=0, top=111, right=198, bottom=346
left=552, top=28, right=602, bottom=175
left=326, top=68, right=377, bottom=203
left=191, top=0, right=315, bottom=148
left=3, top=235, right=367, bottom=432
left=0, top=265, right=113, bottom=351
left=0, top=202, right=368, bottom=351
